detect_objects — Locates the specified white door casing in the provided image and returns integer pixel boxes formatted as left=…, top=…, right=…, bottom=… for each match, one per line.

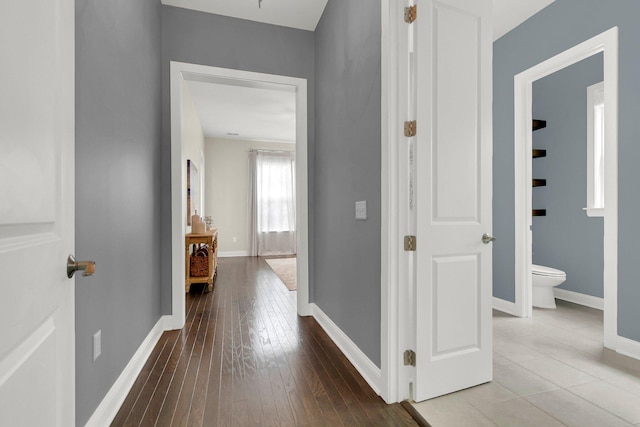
left=413, top=0, right=493, bottom=401
left=513, top=27, right=618, bottom=347
left=169, top=62, right=310, bottom=330
left=0, top=0, right=75, bottom=425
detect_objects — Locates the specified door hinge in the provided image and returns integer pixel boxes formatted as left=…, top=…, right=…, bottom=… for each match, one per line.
left=404, top=235, right=416, bottom=251
left=404, top=120, right=417, bottom=137
left=404, top=5, right=417, bottom=24
left=404, top=349, right=416, bottom=366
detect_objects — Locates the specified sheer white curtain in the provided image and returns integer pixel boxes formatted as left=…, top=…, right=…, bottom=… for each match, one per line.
left=248, top=150, right=296, bottom=256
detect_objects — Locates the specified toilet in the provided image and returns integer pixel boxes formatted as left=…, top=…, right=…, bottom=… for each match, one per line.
left=532, top=264, right=567, bottom=309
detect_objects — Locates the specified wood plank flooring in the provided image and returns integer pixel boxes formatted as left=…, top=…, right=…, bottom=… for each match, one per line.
left=112, top=256, right=418, bottom=426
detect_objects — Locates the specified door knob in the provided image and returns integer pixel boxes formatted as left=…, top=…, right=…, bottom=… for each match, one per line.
left=67, top=255, right=96, bottom=278
left=482, top=233, right=496, bottom=244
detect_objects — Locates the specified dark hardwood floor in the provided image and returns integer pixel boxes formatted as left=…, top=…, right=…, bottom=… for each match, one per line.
left=112, top=256, right=418, bottom=426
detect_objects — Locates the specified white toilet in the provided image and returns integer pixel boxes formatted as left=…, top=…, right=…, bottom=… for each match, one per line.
left=532, top=264, right=567, bottom=309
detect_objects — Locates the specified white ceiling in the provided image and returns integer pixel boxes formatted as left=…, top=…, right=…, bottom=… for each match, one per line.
left=187, top=81, right=296, bottom=143
left=493, top=0, right=555, bottom=40
left=161, top=0, right=328, bottom=31
left=181, top=0, right=556, bottom=143
left=162, top=0, right=555, bottom=38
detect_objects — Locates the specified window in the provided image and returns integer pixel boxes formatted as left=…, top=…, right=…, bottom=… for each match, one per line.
left=586, top=81, right=604, bottom=217
left=256, top=151, right=296, bottom=233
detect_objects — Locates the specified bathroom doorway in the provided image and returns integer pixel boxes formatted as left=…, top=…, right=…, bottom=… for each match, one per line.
left=530, top=52, right=603, bottom=310
left=513, top=27, right=619, bottom=349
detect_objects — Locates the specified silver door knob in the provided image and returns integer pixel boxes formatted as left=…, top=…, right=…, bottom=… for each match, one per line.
left=67, top=254, right=96, bottom=278
left=482, top=234, right=496, bottom=244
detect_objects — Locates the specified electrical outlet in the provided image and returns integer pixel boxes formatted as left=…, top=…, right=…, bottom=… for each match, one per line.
left=355, top=200, right=367, bottom=220
left=93, top=330, right=101, bottom=362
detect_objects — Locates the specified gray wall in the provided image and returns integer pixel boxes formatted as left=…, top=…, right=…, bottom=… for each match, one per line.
left=532, top=54, right=604, bottom=298
left=160, top=6, right=316, bottom=313
left=493, top=0, right=640, bottom=341
left=75, top=0, right=162, bottom=424
left=314, top=0, right=382, bottom=366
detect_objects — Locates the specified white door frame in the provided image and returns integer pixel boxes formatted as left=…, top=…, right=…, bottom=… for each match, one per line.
left=168, top=62, right=311, bottom=330
left=381, top=0, right=399, bottom=404
left=381, top=0, right=418, bottom=404
left=513, top=27, right=618, bottom=349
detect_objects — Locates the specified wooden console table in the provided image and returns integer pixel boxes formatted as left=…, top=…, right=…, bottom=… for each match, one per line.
left=185, top=228, right=218, bottom=293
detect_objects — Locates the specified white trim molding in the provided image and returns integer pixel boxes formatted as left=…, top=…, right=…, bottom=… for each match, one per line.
left=493, top=297, right=518, bottom=316
left=170, top=62, right=311, bottom=328
left=513, top=27, right=619, bottom=351
left=381, top=0, right=413, bottom=405
left=554, top=288, right=603, bottom=311
left=85, top=316, right=170, bottom=427
left=380, top=0, right=392, bottom=405
left=311, top=304, right=381, bottom=395
left=617, top=336, right=640, bottom=361
left=380, top=0, right=395, bottom=404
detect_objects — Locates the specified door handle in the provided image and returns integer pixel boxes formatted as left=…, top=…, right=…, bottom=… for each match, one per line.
left=482, top=233, right=496, bottom=244
left=67, top=255, right=96, bottom=278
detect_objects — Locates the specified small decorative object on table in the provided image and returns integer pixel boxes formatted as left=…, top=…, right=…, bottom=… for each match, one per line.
left=192, top=210, right=205, bottom=234
left=204, top=216, right=213, bottom=230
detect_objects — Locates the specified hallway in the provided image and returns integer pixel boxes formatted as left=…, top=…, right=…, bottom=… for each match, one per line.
left=111, top=257, right=417, bottom=426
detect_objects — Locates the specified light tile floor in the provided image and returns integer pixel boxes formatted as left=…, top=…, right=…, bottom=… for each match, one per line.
left=412, top=300, right=640, bottom=426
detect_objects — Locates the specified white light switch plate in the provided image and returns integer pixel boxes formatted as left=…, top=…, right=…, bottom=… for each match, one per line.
left=355, top=200, right=367, bottom=220
left=93, top=330, right=101, bottom=362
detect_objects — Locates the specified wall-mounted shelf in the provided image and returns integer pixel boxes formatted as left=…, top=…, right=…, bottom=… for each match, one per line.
left=532, top=119, right=547, bottom=131
left=532, top=119, right=547, bottom=216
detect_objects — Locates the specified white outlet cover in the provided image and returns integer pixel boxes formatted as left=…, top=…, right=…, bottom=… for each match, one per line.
left=355, top=200, right=367, bottom=220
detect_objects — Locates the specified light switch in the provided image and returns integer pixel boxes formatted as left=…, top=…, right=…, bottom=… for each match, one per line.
left=355, top=200, right=367, bottom=220
left=93, top=330, right=101, bottom=362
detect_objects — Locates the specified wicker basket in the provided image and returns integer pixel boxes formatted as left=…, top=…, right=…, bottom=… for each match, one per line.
left=190, top=246, right=209, bottom=277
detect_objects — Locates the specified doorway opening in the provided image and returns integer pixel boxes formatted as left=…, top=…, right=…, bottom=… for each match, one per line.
left=513, top=27, right=618, bottom=349
left=169, top=62, right=311, bottom=330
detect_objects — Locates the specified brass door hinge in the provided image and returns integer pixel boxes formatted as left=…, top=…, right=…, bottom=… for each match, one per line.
left=404, top=235, right=416, bottom=251
left=404, top=120, right=417, bottom=137
left=404, top=349, right=416, bottom=366
left=404, top=5, right=417, bottom=24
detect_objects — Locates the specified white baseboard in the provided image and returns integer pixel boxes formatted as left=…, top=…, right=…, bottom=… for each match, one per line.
left=163, top=312, right=185, bottom=331
left=554, top=288, right=604, bottom=310
left=310, top=304, right=381, bottom=395
left=85, top=315, right=170, bottom=427
left=297, top=300, right=313, bottom=317
left=218, top=251, right=248, bottom=258
left=493, top=297, right=518, bottom=316
left=616, top=336, right=640, bottom=361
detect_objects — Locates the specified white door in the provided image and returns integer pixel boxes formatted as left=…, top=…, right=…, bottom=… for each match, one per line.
left=413, top=0, right=493, bottom=401
left=0, top=0, right=75, bottom=425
